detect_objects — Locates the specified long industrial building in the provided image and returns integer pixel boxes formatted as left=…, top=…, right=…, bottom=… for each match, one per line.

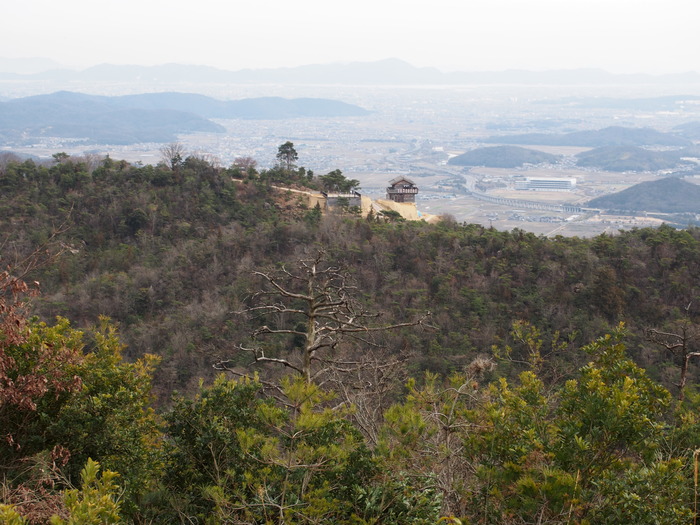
left=514, top=177, right=577, bottom=191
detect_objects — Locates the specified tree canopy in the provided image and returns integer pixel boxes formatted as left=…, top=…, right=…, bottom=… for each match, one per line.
left=276, top=141, right=298, bottom=172
left=319, top=169, right=360, bottom=193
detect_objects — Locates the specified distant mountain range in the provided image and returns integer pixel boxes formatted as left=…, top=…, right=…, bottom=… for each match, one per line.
left=448, top=145, right=561, bottom=168
left=587, top=177, right=700, bottom=213
left=1, top=58, right=699, bottom=85
left=0, top=91, right=370, bottom=144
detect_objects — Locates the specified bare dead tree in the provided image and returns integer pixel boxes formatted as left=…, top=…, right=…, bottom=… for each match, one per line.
left=214, top=250, right=432, bottom=435
left=215, top=250, right=431, bottom=383
left=646, top=303, right=700, bottom=401
left=0, top=152, right=22, bottom=173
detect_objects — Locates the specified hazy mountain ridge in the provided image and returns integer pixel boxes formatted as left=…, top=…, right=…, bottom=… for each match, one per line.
left=485, top=126, right=692, bottom=147
left=0, top=91, right=370, bottom=144
left=1, top=58, right=699, bottom=85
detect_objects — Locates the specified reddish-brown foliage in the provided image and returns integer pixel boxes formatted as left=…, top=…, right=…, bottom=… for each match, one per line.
left=1, top=268, right=83, bottom=449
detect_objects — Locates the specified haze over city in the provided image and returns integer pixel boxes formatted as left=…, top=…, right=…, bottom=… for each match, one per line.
left=4, top=0, right=699, bottom=74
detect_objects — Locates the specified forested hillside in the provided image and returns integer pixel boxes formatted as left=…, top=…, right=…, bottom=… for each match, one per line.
left=575, top=145, right=693, bottom=172
left=448, top=145, right=561, bottom=168
left=2, top=152, right=700, bottom=524
left=587, top=176, right=700, bottom=213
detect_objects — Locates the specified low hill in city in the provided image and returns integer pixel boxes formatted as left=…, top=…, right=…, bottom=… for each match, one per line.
left=587, top=176, right=700, bottom=213
left=575, top=145, right=693, bottom=172
left=448, top=145, right=561, bottom=168
left=485, top=125, right=691, bottom=147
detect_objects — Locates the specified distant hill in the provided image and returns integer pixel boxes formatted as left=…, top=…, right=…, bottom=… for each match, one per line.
left=673, top=121, right=700, bottom=140
left=0, top=91, right=224, bottom=144
left=587, top=177, right=700, bottom=213
left=448, top=145, right=561, bottom=168
left=485, top=126, right=692, bottom=148
left=575, top=146, right=693, bottom=172
left=0, top=91, right=370, bottom=144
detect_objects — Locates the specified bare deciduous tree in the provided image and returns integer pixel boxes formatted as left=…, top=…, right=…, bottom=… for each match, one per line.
left=188, top=150, right=221, bottom=169
left=0, top=152, right=22, bottom=174
left=646, top=303, right=700, bottom=401
left=159, top=142, right=186, bottom=171
left=231, top=156, right=258, bottom=174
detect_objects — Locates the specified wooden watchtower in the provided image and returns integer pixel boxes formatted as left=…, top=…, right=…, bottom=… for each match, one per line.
left=386, top=176, right=418, bottom=203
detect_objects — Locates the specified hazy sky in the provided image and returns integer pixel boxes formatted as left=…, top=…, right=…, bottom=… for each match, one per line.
left=5, top=0, right=698, bottom=74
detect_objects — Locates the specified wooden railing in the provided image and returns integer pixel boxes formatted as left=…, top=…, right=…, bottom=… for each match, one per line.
left=386, top=188, right=418, bottom=194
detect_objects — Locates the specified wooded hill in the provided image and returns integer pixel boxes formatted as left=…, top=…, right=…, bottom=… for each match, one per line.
left=2, top=152, right=700, bottom=524
left=575, top=145, right=697, bottom=172
left=587, top=176, right=700, bottom=213
left=448, top=145, right=561, bottom=168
